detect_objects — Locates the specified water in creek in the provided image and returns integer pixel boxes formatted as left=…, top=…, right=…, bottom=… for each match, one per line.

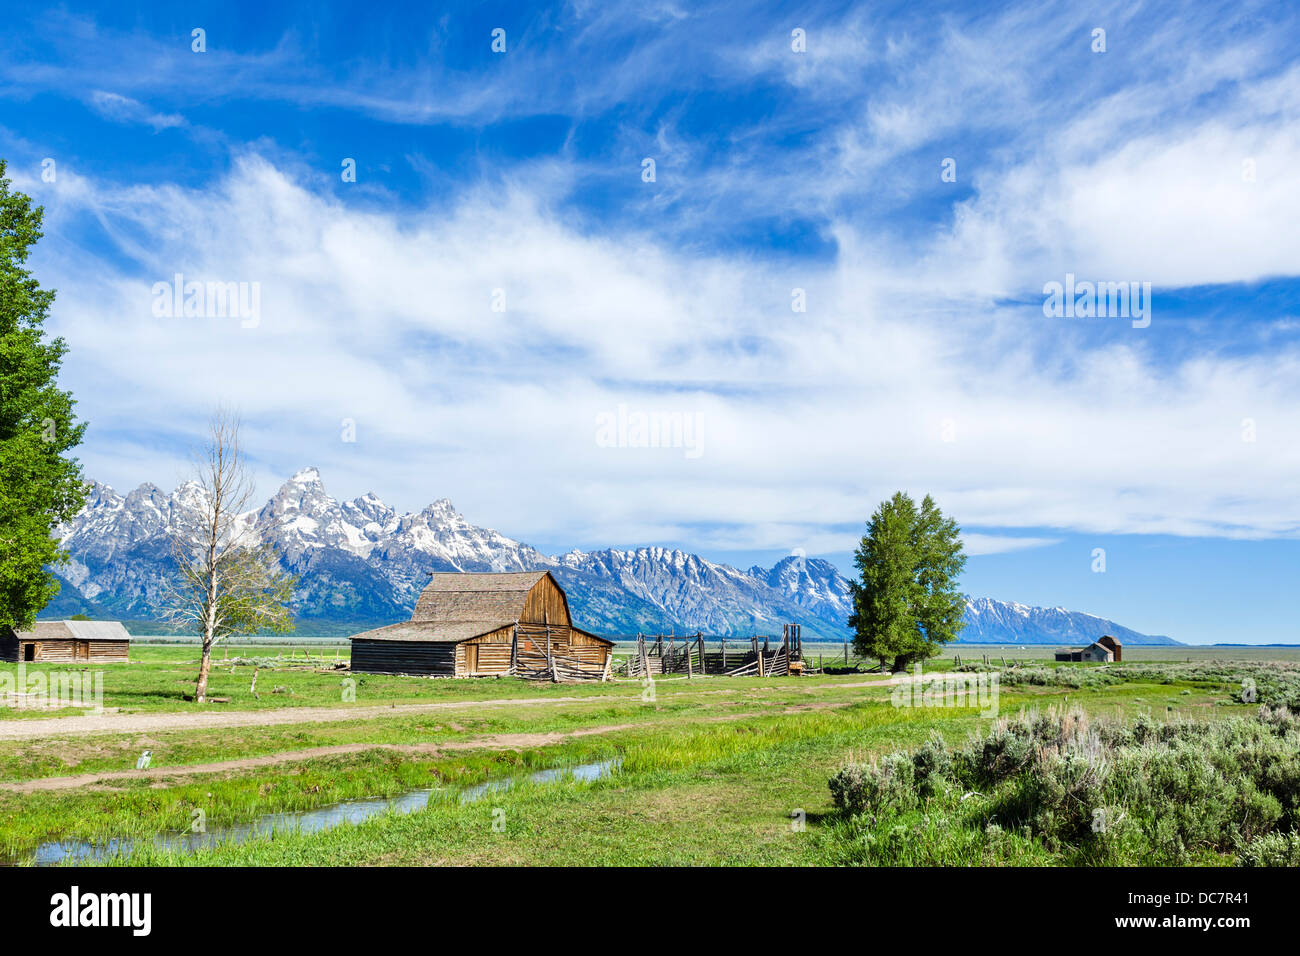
left=17, top=757, right=621, bottom=866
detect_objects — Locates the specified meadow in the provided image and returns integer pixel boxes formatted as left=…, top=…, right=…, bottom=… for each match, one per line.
left=0, top=642, right=1295, bottom=866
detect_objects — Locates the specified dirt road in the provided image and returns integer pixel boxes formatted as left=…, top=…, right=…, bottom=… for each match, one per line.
left=0, top=695, right=602, bottom=742
left=0, top=675, right=898, bottom=743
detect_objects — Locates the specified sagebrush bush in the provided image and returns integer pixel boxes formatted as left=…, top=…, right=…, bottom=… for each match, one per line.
left=828, top=752, right=916, bottom=815
left=1236, top=830, right=1300, bottom=867
left=827, top=704, right=1300, bottom=866
left=986, top=660, right=1300, bottom=711
left=911, top=733, right=952, bottom=798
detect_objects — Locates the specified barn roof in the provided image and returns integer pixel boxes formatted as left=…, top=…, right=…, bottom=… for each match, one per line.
left=348, top=620, right=505, bottom=644
left=10, top=621, right=132, bottom=641
left=412, top=570, right=550, bottom=623
left=352, top=571, right=548, bottom=643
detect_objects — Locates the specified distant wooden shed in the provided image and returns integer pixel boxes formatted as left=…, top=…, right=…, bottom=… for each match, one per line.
left=1054, top=639, right=1115, bottom=663
left=349, top=571, right=613, bottom=680
left=0, top=620, right=131, bottom=663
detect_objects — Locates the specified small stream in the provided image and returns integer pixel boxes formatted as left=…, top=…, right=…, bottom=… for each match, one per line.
left=16, top=757, right=621, bottom=866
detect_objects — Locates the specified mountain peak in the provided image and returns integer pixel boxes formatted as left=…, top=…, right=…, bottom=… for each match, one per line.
left=420, top=497, right=459, bottom=518
left=289, top=466, right=323, bottom=484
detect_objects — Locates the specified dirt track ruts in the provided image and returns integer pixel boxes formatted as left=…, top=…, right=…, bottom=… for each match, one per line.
left=0, top=675, right=899, bottom=743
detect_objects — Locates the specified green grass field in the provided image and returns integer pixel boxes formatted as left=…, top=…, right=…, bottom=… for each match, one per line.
left=1, top=643, right=1295, bottom=866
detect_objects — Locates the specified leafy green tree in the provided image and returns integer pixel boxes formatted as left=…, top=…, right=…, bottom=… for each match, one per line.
left=848, top=492, right=966, bottom=671
left=0, top=159, right=87, bottom=632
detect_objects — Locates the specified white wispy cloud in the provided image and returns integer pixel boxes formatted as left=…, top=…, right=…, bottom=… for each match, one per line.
left=86, top=91, right=185, bottom=131
left=21, top=150, right=1300, bottom=552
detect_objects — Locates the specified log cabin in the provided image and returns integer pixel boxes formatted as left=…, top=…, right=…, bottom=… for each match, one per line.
left=0, top=620, right=132, bottom=663
left=349, top=571, right=613, bottom=680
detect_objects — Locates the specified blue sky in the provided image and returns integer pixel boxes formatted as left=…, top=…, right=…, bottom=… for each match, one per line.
left=2, top=1, right=1299, bottom=643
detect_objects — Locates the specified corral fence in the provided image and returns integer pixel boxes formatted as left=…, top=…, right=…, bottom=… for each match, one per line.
left=620, top=624, right=807, bottom=678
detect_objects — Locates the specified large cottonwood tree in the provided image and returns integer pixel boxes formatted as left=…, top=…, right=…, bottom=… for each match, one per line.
left=0, top=159, right=87, bottom=631
left=848, top=492, right=967, bottom=672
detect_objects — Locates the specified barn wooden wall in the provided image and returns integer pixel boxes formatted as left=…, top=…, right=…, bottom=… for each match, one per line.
left=519, top=575, right=572, bottom=626
left=461, top=622, right=612, bottom=677
left=351, top=639, right=457, bottom=676
left=459, top=625, right=515, bottom=675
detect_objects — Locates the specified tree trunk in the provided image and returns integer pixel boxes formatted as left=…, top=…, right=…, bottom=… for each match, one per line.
left=195, top=639, right=213, bottom=703
left=891, top=654, right=912, bottom=673
left=196, top=571, right=218, bottom=703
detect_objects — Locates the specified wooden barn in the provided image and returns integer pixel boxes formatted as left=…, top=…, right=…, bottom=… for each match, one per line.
left=1054, top=638, right=1116, bottom=663
left=349, top=571, right=613, bottom=680
left=0, top=620, right=132, bottom=663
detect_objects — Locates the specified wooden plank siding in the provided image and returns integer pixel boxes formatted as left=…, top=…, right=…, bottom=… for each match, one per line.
left=17, top=641, right=130, bottom=663
left=517, top=573, right=573, bottom=629
left=460, top=624, right=515, bottom=676
left=350, top=639, right=457, bottom=676
left=0, top=641, right=130, bottom=663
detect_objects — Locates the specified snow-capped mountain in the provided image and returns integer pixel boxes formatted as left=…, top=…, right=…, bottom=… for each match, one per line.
left=46, top=468, right=1177, bottom=643
left=553, top=547, right=849, bottom=637
left=960, top=597, right=1177, bottom=646
left=750, top=554, right=854, bottom=626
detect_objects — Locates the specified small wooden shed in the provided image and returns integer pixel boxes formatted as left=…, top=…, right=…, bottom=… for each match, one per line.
left=1054, top=640, right=1115, bottom=663
left=349, top=571, right=613, bottom=679
left=0, top=620, right=132, bottom=663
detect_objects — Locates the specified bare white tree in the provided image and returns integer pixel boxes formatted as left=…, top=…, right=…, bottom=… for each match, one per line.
left=160, top=409, right=295, bottom=703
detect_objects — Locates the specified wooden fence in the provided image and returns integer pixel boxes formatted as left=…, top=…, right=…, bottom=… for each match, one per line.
left=620, top=624, right=804, bottom=678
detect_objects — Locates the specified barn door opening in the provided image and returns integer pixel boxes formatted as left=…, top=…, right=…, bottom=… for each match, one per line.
left=23, top=644, right=35, bottom=662
left=77, top=641, right=90, bottom=661
left=465, top=645, right=479, bottom=675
